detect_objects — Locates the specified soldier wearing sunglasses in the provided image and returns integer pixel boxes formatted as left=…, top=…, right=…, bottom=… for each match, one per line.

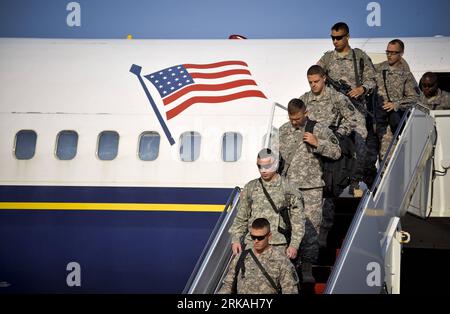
left=318, top=22, right=376, bottom=112
left=317, top=22, right=378, bottom=196
left=218, top=218, right=299, bottom=294
left=419, top=72, right=450, bottom=110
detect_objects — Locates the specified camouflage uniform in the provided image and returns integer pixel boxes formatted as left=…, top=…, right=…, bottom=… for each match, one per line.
left=420, top=89, right=450, bottom=110
left=278, top=120, right=341, bottom=263
left=375, top=59, right=420, bottom=160
left=229, top=175, right=305, bottom=249
left=300, top=86, right=366, bottom=233
left=318, top=49, right=377, bottom=99
left=299, top=85, right=367, bottom=139
left=318, top=48, right=378, bottom=184
left=217, top=246, right=299, bottom=294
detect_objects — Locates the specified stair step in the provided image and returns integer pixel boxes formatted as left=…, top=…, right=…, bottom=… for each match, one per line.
left=312, top=265, right=332, bottom=282
left=299, top=282, right=316, bottom=295
left=314, top=283, right=326, bottom=294
left=296, top=196, right=360, bottom=294
left=299, top=282, right=327, bottom=295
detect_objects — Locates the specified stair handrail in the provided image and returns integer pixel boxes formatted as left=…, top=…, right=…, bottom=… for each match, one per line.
left=325, top=106, right=437, bottom=293
left=370, top=109, right=411, bottom=194
left=183, top=186, right=241, bottom=294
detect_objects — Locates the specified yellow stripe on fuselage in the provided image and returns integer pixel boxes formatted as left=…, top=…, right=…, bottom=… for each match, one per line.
left=0, top=202, right=224, bottom=212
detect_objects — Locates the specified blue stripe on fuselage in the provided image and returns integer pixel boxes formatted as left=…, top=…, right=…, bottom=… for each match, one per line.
left=0, top=185, right=233, bottom=293
left=0, top=185, right=233, bottom=204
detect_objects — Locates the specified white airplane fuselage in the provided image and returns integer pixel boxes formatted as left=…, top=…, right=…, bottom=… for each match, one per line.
left=0, top=37, right=449, bottom=293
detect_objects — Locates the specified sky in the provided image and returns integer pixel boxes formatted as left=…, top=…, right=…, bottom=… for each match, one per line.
left=0, top=0, right=449, bottom=39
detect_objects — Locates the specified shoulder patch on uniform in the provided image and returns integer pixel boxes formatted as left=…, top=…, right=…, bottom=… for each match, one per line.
left=330, top=136, right=339, bottom=145
left=347, top=104, right=355, bottom=111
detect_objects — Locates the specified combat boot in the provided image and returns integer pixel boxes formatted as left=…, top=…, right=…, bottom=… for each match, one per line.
left=301, top=262, right=315, bottom=284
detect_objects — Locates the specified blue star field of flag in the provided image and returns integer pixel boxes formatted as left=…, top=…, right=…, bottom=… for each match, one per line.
left=145, top=65, right=195, bottom=98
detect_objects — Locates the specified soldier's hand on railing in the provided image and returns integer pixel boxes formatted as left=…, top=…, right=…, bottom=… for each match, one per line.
left=232, top=242, right=242, bottom=256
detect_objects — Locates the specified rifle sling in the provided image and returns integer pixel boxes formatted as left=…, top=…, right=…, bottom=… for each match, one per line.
left=382, top=69, right=392, bottom=102
left=258, top=178, right=291, bottom=244
left=258, top=178, right=279, bottom=214
left=352, top=49, right=361, bottom=87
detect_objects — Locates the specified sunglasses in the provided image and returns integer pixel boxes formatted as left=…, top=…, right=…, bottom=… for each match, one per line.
left=385, top=50, right=401, bottom=55
left=250, top=233, right=269, bottom=241
left=330, top=34, right=348, bottom=41
left=257, top=162, right=276, bottom=170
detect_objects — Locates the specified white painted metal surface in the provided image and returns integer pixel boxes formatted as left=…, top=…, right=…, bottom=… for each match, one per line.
left=1, top=37, right=449, bottom=189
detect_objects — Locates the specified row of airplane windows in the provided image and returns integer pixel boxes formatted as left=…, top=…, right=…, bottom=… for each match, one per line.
left=12, top=130, right=243, bottom=162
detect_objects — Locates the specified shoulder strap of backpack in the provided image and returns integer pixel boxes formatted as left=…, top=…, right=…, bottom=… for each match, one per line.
left=305, top=118, right=317, bottom=134
left=352, top=48, right=361, bottom=87
left=248, top=249, right=281, bottom=294
left=231, top=249, right=250, bottom=294
left=382, top=69, right=392, bottom=102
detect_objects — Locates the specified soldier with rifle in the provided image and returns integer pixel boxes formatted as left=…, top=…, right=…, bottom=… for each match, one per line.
left=317, top=22, right=378, bottom=195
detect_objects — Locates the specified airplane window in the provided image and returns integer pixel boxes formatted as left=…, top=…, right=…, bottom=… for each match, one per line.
left=14, top=130, right=37, bottom=160
left=221, top=132, right=242, bottom=162
left=138, top=131, right=160, bottom=161
left=179, top=131, right=201, bottom=162
left=97, top=131, right=119, bottom=160
left=56, top=130, right=78, bottom=160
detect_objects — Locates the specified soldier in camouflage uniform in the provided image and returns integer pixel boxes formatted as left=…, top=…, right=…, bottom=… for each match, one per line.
left=375, top=39, right=420, bottom=161
left=219, top=218, right=299, bottom=294
left=317, top=22, right=378, bottom=194
left=300, top=65, right=367, bottom=139
left=229, top=148, right=305, bottom=261
left=278, top=98, right=341, bottom=283
left=299, top=64, right=366, bottom=247
left=420, top=72, right=450, bottom=110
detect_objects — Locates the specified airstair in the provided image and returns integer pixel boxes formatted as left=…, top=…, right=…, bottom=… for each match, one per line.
left=184, top=106, right=447, bottom=294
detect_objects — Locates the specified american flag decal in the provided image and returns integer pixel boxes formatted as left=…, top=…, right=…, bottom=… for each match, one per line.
left=144, top=60, right=267, bottom=120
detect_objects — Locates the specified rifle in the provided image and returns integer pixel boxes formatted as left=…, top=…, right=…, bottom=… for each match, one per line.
left=326, top=76, right=374, bottom=118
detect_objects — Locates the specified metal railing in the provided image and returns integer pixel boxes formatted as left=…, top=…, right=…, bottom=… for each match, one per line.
left=325, top=107, right=437, bottom=293
left=183, top=186, right=241, bottom=294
